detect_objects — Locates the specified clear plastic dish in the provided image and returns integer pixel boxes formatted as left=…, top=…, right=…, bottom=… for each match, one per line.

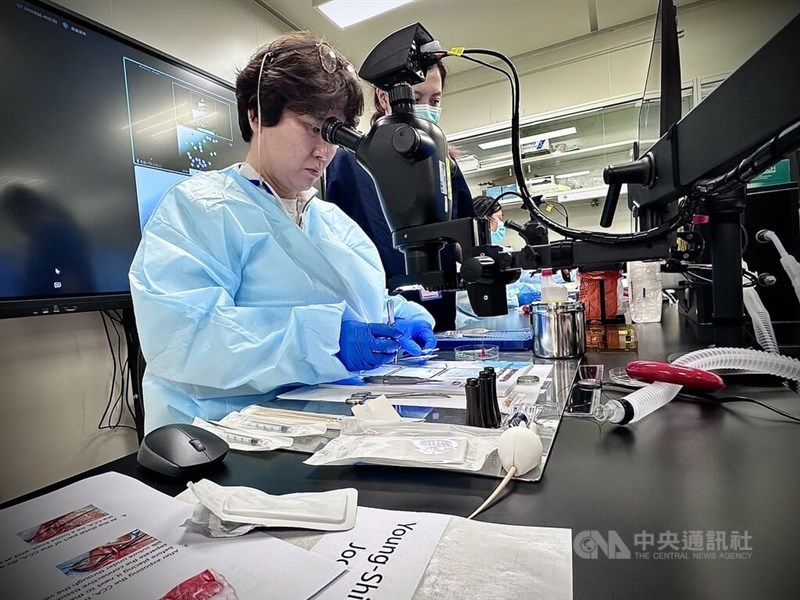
left=608, top=366, right=647, bottom=387
left=454, top=344, right=500, bottom=361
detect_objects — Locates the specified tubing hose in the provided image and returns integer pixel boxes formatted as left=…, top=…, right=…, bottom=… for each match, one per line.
left=758, top=229, right=800, bottom=305
left=605, top=348, right=800, bottom=425
left=743, top=287, right=779, bottom=353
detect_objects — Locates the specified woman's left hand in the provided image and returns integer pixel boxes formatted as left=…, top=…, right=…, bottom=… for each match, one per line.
left=394, top=318, right=437, bottom=356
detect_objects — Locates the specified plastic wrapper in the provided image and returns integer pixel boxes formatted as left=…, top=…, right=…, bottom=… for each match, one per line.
left=219, top=411, right=328, bottom=438
left=192, top=417, right=293, bottom=452
left=304, top=421, right=501, bottom=472
left=579, top=269, right=622, bottom=321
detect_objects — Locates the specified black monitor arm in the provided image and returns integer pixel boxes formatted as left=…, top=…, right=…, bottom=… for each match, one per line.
left=323, top=17, right=800, bottom=323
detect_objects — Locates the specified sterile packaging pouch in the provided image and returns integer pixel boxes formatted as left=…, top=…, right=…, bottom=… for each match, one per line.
left=192, top=417, right=293, bottom=452
left=219, top=411, right=328, bottom=437
left=187, top=504, right=259, bottom=538
left=350, top=395, right=403, bottom=423
left=304, top=421, right=502, bottom=472
left=240, top=404, right=344, bottom=430
left=187, top=479, right=358, bottom=532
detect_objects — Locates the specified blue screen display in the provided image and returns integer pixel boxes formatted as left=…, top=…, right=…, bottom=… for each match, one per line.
left=0, top=1, right=246, bottom=314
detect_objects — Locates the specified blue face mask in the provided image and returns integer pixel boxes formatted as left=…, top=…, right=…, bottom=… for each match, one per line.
left=413, top=104, right=442, bottom=124
left=491, top=223, right=506, bottom=245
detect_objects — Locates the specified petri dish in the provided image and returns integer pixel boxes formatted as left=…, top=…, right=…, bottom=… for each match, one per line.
left=608, top=366, right=647, bottom=387
left=454, top=344, right=500, bottom=361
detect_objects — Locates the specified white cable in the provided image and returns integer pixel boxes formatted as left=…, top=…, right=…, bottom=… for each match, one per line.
left=759, top=229, right=800, bottom=305
left=468, top=467, right=516, bottom=520
left=255, top=50, right=269, bottom=191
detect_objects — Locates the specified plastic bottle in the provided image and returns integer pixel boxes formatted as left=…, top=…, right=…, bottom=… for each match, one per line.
left=627, top=261, right=663, bottom=323
left=540, top=269, right=568, bottom=302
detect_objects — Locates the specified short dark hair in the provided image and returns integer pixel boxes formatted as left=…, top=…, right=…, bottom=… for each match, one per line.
left=235, top=32, right=364, bottom=142
left=370, top=61, right=447, bottom=127
left=473, top=195, right=501, bottom=219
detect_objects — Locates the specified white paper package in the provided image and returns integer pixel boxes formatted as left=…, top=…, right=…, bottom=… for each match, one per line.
left=192, top=417, right=293, bottom=451
left=304, top=421, right=502, bottom=472
left=187, top=479, right=358, bottom=532
left=219, top=410, right=329, bottom=437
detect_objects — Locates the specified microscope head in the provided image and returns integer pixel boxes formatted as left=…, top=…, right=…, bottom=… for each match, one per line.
left=358, top=22, right=441, bottom=91
left=322, top=23, right=454, bottom=279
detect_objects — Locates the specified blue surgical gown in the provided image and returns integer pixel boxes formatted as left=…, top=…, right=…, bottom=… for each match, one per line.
left=129, top=164, right=433, bottom=432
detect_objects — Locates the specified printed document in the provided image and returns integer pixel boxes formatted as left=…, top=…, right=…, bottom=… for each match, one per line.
left=0, top=473, right=344, bottom=599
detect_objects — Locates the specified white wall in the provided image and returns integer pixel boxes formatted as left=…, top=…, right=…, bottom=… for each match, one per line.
left=1, top=0, right=797, bottom=501
left=440, top=0, right=799, bottom=236
left=0, top=0, right=290, bottom=503
left=442, top=0, right=798, bottom=133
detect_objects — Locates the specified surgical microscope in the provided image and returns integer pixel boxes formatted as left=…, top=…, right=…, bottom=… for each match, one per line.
left=322, top=17, right=800, bottom=349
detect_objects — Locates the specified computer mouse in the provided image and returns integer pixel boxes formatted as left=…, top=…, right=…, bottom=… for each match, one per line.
left=137, top=423, right=229, bottom=478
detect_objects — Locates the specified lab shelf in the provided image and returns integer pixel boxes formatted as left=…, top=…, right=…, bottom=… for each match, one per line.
left=451, top=92, right=693, bottom=202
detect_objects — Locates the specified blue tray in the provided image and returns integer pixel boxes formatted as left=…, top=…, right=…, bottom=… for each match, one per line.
left=435, top=329, right=533, bottom=350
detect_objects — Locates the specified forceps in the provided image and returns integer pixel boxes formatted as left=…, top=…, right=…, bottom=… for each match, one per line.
left=346, top=390, right=452, bottom=405
left=361, top=375, right=441, bottom=385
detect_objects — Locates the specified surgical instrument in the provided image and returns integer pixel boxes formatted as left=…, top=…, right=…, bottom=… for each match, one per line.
left=362, top=375, right=443, bottom=385
left=346, top=390, right=452, bottom=405
left=386, top=298, right=398, bottom=364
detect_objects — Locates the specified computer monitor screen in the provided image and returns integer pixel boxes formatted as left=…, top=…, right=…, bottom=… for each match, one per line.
left=0, top=0, right=246, bottom=317
left=637, top=0, right=682, bottom=155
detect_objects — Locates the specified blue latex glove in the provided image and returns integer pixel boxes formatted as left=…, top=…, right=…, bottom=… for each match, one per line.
left=394, top=318, right=437, bottom=356
left=336, top=321, right=403, bottom=372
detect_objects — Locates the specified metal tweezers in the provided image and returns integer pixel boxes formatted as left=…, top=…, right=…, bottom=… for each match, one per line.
left=362, top=375, right=441, bottom=385
left=346, top=390, right=451, bottom=405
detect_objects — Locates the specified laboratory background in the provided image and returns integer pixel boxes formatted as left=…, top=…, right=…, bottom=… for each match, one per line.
left=0, top=3, right=799, bottom=597
left=0, top=0, right=795, bottom=503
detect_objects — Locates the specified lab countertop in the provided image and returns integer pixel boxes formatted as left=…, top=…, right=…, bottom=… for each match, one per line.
left=5, top=306, right=799, bottom=600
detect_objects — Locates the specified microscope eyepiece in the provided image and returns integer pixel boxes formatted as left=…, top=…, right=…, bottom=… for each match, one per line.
left=321, top=117, right=363, bottom=152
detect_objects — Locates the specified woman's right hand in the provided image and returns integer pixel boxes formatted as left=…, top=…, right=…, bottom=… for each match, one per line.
left=336, top=321, right=403, bottom=372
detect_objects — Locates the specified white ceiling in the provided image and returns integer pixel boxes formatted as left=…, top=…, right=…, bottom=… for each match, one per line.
left=254, top=0, right=699, bottom=74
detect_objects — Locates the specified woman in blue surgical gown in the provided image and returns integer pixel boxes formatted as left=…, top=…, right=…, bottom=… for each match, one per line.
left=129, top=33, right=436, bottom=432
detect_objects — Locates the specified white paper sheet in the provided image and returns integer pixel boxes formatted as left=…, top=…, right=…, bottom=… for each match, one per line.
left=269, top=506, right=574, bottom=600
left=0, top=473, right=345, bottom=600
left=414, top=517, right=573, bottom=600
left=310, top=507, right=450, bottom=600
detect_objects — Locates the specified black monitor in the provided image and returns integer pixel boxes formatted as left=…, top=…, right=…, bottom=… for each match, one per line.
left=0, top=0, right=247, bottom=318
left=630, top=0, right=682, bottom=229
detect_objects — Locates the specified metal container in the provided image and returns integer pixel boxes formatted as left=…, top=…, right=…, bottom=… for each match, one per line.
left=530, top=301, right=586, bottom=358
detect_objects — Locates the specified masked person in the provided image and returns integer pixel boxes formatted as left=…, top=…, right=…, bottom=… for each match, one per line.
left=325, top=62, right=474, bottom=332
left=129, top=33, right=436, bottom=432
left=472, top=195, right=507, bottom=245
left=472, top=195, right=576, bottom=307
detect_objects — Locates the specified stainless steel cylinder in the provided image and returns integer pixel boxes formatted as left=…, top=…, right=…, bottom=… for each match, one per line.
left=530, top=301, right=586, bottom=358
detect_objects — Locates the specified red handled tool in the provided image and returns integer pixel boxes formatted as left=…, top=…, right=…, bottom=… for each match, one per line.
left=626, top=360, right=725, bottom=392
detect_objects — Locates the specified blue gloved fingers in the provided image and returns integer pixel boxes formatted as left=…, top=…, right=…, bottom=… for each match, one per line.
left=394, top=318, right=436, bottom=354
left=369, top=337, right=403, bottom=355
left=417, top=328, right=438, bottom=351
left=337, top=320, right=394, bottom=372
left=397, top=336, right=423, bottom=357
left=336, top=320, right=410, bottom=371
left=366, top=323, right=404, bottom=341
